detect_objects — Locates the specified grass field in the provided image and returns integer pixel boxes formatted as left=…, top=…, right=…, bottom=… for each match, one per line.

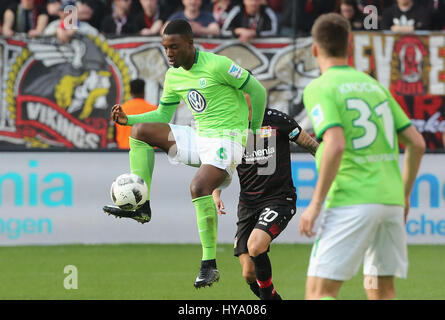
left=0, top=243, right=444, bottom=300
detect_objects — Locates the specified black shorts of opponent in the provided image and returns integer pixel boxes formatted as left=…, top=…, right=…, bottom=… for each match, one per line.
left=234, top=199, right=296, bottom=257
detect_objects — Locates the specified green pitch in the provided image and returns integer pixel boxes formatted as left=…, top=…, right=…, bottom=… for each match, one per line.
left=0, top=244, right=443, bottom=300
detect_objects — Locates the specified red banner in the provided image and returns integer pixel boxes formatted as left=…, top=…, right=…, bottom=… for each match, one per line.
left=0, top=33, right=444, bottom=149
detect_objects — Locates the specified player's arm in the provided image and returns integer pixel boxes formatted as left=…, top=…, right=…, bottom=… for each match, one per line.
left=241, top=75, right=266, bottom=133
left=288, top=122, right=319, bottom=157
left=398, top=125, right=425, bottom=222
left=126, top=102, right=178, bottom=125
left=212, top=189, right=226, bottom=215
left=111, top=102, right=177, bottom=125
left=294, top=130, right=319, bottom=157
left=299, top=126, right=345, bottom=237
left=280, top=111, right=319, bottom=156
left=383, top=83, right=425, bottom=221
left=299, top=85, right=343, bottom=237
left=310, top=126, right=345, bottom=207
left=115, top=72, right=180, bottom=125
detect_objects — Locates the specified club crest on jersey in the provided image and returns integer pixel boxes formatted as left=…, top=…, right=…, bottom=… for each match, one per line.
left=227, top=63, right=242, bottom=79
left=187, top=89, right=207, bottom=113
left=199, top=78, right=207, bottom=88
left=260, top=126, right=272, bottom=138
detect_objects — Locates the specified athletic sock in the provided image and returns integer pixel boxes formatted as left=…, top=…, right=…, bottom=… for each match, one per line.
left=201, top=259, right=217, bottom=268
left=248, top=281, right=261, bottom=298
left=192, top=195, right=218, bottom=262
left=251, top=252, right=278, bottom=300
left=129, top=137, right=155, bottom=200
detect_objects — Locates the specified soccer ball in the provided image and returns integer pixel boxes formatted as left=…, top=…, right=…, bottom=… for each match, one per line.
left=110, top=173, right=148, bottom=211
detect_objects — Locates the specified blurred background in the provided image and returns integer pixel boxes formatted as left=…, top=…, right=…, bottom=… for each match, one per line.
left=0, top=0, right=444, bottom=300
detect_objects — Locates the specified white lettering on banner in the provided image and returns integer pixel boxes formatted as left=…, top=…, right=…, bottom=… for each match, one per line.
left=26, top=102, right=100, bottom=148
left=429, top=36, right=445, bottom=95
left=354, top=34, right=370, bottom=73
left=411, top=112, right=445, bottom=133
left=373, top=35, right=394, bottom=88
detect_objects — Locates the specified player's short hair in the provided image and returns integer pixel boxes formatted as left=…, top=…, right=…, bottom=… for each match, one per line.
left=163, top=19, right=193, bottom=39
left=311, top=13, right=351, bottom=58
left=130, top=79, right=145, bottom=96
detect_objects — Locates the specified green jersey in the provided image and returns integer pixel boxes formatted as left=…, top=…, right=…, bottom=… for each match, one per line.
left=160, top=50, right=251, bottom=143
left=303, top=66, right=411, bottom=209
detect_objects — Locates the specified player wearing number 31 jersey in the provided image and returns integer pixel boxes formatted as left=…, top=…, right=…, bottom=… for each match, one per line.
left=299, top=13, right=425, bottom=300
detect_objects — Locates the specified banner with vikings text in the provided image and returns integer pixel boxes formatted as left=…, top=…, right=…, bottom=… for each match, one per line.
left=0, top=32, right=444, bottom=149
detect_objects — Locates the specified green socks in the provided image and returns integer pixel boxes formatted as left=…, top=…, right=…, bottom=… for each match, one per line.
left=192, top=195, right=218, bottom=261
left=129, top=137, right=155, bottom=200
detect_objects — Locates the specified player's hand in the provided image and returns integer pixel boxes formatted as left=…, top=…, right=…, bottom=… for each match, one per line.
left=299, top=202, right=321, bottom=237
left=111, top=104, right=128, bottom=125
left=212, top=190, right=226, bottom=215
left=215, top=198, right=226, bottom=215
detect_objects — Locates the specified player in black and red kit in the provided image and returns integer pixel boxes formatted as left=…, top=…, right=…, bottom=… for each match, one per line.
left=213, top=96, right=319, bottom=300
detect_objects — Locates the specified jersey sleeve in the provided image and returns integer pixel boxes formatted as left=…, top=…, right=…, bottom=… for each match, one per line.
left=267, top=109, right=302, bottom=141
left=126, top=72, right=179, bottom=125
left=303, top=83, right=343, bottom=139
left=159, top=70, right=181, bottom=106
left=212, top=54, right=251, bottom=90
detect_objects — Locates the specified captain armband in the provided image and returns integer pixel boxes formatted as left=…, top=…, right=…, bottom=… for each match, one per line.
left=288, top=123, right=303, bottom=141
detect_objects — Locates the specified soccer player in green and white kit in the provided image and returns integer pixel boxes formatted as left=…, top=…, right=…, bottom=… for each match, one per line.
left=298, top=13, right=425, bottom=300
left=103, top=19, right=266, bottom=288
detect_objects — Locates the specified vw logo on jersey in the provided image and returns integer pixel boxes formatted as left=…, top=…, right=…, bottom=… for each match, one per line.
left=187, top=89, right=207, bottom=113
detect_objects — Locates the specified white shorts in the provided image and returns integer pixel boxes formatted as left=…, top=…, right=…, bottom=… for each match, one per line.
left=307, top=204, right=408, bottom=281
left=168, top=124, right=244, bottom=189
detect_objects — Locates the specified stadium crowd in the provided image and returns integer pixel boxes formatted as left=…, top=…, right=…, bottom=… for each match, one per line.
left=1, top=0, right=445, bottom=41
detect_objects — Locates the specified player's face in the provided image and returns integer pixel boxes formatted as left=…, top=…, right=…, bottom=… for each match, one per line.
left=162, top=34, right=194, bottom=68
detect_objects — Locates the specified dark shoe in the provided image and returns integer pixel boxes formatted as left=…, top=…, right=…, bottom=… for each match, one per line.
left=194, top=260, right=220, bottom=288
left=272, top=292, right=282, bottom=300
left=259, top=285, right=282, bottom=300
left=103, top=201, right=151, bottom=224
